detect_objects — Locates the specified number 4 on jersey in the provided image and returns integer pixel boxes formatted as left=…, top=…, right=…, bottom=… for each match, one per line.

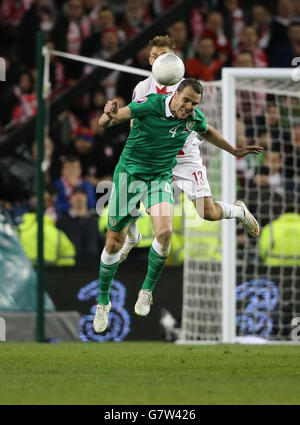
left=169, top=125, right=180, bottom=138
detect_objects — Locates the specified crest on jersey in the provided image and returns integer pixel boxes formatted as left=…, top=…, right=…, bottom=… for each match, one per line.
left=186, top=121, right=195, bottom=131
left=135, top=97, right=147, bottom=104
left=108, top=217, right=116, bottom=226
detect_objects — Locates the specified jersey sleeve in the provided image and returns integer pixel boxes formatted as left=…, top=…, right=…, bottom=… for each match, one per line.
left=128, top=95, right=158, bottom=119
left=194, top=108, right=208, bottom=133
left=132, top=81, right=147, bottom=101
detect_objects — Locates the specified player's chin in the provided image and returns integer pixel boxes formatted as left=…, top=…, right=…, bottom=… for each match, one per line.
left=178, top=110, right=189, bottom=119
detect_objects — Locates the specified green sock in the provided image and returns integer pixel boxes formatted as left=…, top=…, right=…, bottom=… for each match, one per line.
left=142, top=246, right=168, bottom=293
left=97, top=260, right=119, bottom=305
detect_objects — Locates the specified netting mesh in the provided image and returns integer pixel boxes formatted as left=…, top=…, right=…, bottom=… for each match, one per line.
left=181, top=82, right=223, bottom=341
left=181, top=77, right=300, bottom=342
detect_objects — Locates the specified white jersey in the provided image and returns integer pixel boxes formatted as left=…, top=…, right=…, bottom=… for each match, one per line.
left=132, top=75, right=204, bottom=164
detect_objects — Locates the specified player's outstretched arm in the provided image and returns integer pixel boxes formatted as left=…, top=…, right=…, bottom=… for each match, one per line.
left=200, top=124, right=264, bottom=157
left=98, top=99, right=132, bottom=129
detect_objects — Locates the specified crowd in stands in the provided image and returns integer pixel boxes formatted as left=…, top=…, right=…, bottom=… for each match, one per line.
left=0, top=0, right=300, bottom=266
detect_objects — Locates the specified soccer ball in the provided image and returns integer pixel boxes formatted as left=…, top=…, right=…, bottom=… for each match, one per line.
left=152, top=53, right=185, bottom=86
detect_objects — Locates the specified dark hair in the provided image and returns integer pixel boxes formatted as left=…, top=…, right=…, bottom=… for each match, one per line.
left=72, top=187, right=87, bottom=196
left=176, top=78, right=203, bottom=96
left=45, top=182, right=57, bottom=196
left=63, top=155, right=80, bottom=164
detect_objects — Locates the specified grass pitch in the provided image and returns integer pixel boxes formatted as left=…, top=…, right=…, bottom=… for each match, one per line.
left=1, top=342, right=300, bottom=405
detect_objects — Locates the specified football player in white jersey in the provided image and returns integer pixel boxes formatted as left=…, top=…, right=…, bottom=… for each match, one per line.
left=119, top=35, right=262, bottom=263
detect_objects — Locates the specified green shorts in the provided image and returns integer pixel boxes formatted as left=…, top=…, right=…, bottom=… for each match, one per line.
left=107, top=162, right=174, bottom=231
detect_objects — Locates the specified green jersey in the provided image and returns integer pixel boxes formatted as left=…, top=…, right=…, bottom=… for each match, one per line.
left=119, top=93, right=207, bottom=180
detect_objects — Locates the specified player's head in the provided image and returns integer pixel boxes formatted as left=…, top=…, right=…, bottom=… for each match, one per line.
left=148, top=35, right=176, bottom=66
left=170, top=78, right=203, bottom=119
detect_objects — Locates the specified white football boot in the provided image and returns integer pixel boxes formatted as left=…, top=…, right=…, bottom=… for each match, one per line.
left=119, top=233, right=142, bottom=263
left=93, top=301, right=111, bottom=333
left=235, top=200, right=260, bottom=237
left=134, top=289, right=153, bottom=316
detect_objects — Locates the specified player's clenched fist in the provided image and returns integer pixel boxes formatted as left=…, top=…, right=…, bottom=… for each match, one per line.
left=104, top=99, right=119, bottom=117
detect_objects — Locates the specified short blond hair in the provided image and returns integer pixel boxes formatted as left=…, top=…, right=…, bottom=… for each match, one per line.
left=148, top=35, right=176, bottom=51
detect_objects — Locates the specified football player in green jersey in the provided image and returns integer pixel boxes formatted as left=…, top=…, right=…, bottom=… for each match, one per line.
left=93, top=78, right=263, bottom=333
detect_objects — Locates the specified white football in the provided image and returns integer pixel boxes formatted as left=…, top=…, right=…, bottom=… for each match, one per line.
left=152, top=53, right=185, bottom=86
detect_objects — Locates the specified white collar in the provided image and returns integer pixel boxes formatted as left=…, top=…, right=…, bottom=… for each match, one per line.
left=165, top=94, right=174, bottom=117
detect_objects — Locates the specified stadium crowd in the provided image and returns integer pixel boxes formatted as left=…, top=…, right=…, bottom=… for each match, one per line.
left=0, top=0, right=300, bottom=266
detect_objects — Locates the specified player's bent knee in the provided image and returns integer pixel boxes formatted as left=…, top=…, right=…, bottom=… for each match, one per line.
left=105, top=232, right=125, bottom=254
left=155, top=228, right=172, bottom=246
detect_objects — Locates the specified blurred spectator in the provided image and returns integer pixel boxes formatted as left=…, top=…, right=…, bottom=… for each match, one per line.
left=189, top=3, right=209, bottom=41
left=83, top=26, right=121, bottom=99
left=51, top=109, right=81, bottom=150
left=233, top=26, right=268, bottom=67
left=51, top=0, right=91, bottom=80
left=234, top=51, right=265, bottom=129
left=120, top=0, right=151, bottom=40
left=255, top=104, right=286, bottom=148
left=83, top=0, right=108, bottom=30
left=54, top=156, right=96, bottom=216
left=85, top=86, right=106, bottom=127
left=269, top=0, right=295, bottom=53
left=83, top=25, right=120, bottom=64
left=259, top=194, right=300, bottom=266
left=168, top=20, right=194, bottom=61
left=81, top=6, right=125, bottom=57
left=52, top=0, right=91, bottom=54
left=184, top=37, right=223, bottom=81
left=241, top=151, right=283, bottom=228
left=18, top=211, right=75, bottom=266
left=233, top=49, right=254, bottom=67
left=201, top=10, right=231, bottom=62
left=217, top=0, right=248, bottom=49
left=251, top=3, right=272, bottom=50
left=0, top=0, right=33, bottom=29
left=269, top=21, right=300, bottom=67
left=0, top=0, right=33, bottom=50
left=0, top=69, right=37, bottom=130
left=62, top=128, right=102, bottom=186
left=57, top=187, right=102, bottom=264
left=19, top=0, right=57, bottom=67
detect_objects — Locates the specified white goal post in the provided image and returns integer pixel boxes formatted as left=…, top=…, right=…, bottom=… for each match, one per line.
left=178, top=67, right=298, bottom=344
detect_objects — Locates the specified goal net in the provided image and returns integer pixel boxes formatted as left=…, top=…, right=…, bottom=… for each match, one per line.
left=179, top=69, right=300, bottom=344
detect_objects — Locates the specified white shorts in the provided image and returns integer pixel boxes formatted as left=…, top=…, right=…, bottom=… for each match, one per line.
left=172, top=161, right=212, bottom=200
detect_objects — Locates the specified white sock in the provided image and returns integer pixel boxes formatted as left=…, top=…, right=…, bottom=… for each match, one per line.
left=215, top=201, right=244, bottom=219
left=152, top=237, right=170, bottom=257
left=127, top=219, right=139, bottom=242
left=101, top=248, right=120, bottom=265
